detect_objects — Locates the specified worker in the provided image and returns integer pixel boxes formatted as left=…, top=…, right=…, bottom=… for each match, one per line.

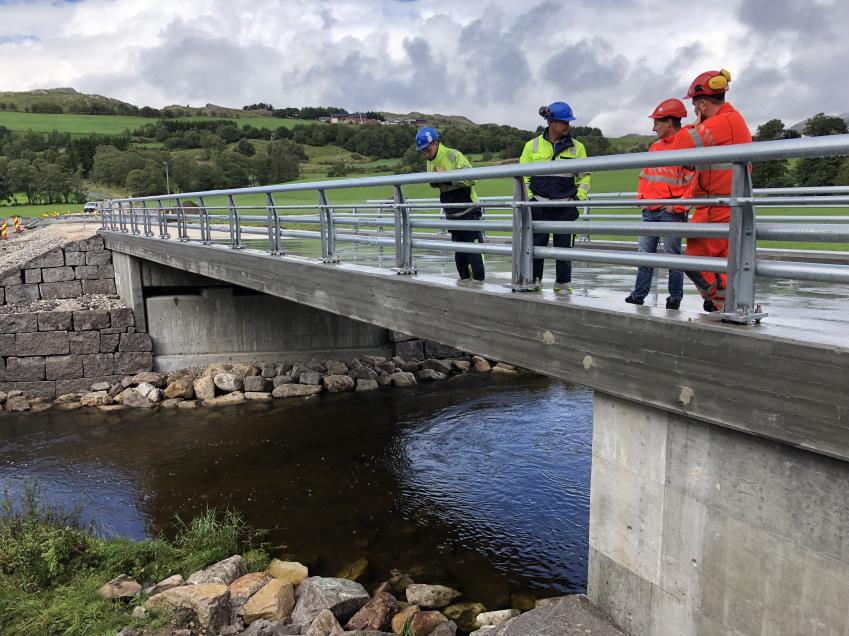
left=519, top=101, right=591, bottom=292
left=416, top=127, right=485, bottom=281
left=671, top=69, right=752, bottom=312
left=625, top=98, right=692, bottom=310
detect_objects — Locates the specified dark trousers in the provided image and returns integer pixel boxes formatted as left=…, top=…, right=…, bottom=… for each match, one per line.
left=532, top=204, right=578, bottom=284
left=450, top=230, right=485, bottom=280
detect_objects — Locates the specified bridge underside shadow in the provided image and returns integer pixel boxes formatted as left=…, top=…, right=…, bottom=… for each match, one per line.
left=105, top=232, right=849, bottom=635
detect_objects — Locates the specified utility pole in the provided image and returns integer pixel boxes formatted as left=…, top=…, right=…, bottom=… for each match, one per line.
left=162, top=161, right=171, bottom=195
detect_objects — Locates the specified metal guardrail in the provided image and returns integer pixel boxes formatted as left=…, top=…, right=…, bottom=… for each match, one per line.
left=101, top=135, right=849, bottom=324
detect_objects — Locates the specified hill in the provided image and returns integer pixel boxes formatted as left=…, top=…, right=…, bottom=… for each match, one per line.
left=790, top=112, right=849, bottom=134
left=0, top=87, right=138, bottom=114
left=381, top=110, right=477, bottom=129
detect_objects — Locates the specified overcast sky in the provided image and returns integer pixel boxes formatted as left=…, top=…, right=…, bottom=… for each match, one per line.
left=0, top=0, right=846, bottom=136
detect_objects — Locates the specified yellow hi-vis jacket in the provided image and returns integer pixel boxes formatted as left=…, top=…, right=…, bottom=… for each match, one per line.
left=426, top=143, right=479, bottom=219
left=519, top=132, right=591, bottom=201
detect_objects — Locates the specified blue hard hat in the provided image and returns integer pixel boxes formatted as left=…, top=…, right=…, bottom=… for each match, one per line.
left=539, top=101, right=576, bottom=122
left=415, top=127, right=439, bottom=151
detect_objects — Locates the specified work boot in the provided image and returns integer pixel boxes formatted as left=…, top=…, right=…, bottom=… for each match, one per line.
left=666, top=296, right=681, bottom=310
left=553, top=283, right=573, bottom=295
left=703, top=299, right=720, bottom=313
left=625, top=293, right=644, bottom=305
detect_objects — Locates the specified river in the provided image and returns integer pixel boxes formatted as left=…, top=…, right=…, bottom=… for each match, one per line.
left=0, top=373, right=592, bottom=608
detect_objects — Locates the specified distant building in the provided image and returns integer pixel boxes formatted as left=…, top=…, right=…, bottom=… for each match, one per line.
left=331, top=113, right=381, bottom=125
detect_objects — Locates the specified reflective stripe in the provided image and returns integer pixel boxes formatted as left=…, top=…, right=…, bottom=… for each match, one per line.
left=532, top=136, right=540, bottom=153
left=704, top=129, right=717, bottom=147
left=639, top=172, right=689, bottom=186
left=448, top=149, right=458, bottom=163
left=688, top=128, right=703, bottom=147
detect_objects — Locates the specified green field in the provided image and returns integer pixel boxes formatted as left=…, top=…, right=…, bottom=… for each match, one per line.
left=0, top=111, right=299, bottom=136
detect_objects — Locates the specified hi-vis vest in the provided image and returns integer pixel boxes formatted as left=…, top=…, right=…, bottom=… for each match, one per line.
left=637, top=127, right=693, bottom=213
left=426, top=143, right=479, bottom=219
left=520, top=133, right=591, bottom=201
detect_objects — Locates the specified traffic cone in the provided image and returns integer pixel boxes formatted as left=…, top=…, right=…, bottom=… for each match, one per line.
left=13, top=216, right=21, bottom=233
left=1, top=221, right=7, bottom=240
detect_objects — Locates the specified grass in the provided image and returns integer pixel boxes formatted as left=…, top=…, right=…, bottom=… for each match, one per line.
left=0, top=482, right=269, bottom=636
left=0, top=111, right=300, bottom=136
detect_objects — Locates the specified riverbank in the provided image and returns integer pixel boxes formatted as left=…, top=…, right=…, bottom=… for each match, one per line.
left=0, top=487, right=619, bottom=636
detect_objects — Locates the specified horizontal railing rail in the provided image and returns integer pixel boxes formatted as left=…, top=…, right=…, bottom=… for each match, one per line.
left=100, top=134, right=849, bottom=324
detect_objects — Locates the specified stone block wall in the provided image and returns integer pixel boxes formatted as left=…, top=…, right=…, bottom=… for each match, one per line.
left=0, top=234, right=152, bottom=399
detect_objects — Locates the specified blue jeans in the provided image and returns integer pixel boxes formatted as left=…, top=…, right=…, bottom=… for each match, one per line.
left=632, top=209, right=687, bottom=300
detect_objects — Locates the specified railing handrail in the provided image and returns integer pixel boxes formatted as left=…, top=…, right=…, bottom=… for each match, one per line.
left=110, top=135, right=849, bottom=204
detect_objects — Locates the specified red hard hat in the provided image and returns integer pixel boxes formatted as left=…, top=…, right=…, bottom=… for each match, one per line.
left=649, top=98, right=687, bottom=119
left=685, top=69, right=731, bottom=98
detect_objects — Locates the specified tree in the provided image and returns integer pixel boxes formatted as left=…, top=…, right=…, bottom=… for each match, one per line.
left=835, top=160, right=849, bottom=186
left=796, top=113, right=849, bottom=186
left=6, top=158, right=38, bottom=203
left=0, top=157, right=13, bottom=202
left=236, top=138, right=256, bottom=156
left=752, top=119, right=792, bottom=188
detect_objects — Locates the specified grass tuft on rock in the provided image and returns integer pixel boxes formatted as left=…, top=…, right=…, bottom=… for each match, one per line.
left=0, top=482, right=269, bottom=635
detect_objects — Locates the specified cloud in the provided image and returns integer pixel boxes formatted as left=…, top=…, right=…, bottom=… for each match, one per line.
left=0, top=0, right=847, bottom=136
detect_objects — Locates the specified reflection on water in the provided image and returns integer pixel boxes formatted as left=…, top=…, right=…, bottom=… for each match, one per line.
left=0, top=374, right=592, bottom=604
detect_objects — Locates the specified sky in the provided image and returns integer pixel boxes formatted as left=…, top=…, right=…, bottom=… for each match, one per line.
left=0, top=0, right=846, bottom=136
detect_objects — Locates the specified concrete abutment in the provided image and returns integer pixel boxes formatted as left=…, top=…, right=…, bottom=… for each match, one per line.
left=589, top=391, right=849, bottom=635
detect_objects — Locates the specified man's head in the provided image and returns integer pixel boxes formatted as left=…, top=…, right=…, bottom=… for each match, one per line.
left=649, top=98, right=686, bottom=139
left=685, top=69, right=731, bottom=120
left=540, top=101, right=575, bottom=140
left=415, top=127, right=440, bottom=160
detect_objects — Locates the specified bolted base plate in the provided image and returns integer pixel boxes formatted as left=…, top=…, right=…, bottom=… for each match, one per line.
left=392, top=267, right=418, bottom=275
left=706, top=310, right=769, bottom=325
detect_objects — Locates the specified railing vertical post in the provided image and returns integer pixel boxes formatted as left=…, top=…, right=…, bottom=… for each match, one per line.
left=117, top=201, right=128, bottom=233
left=318, top=190, right=339, bottom=263
left=266, top=193, right=283, bottom=255
left=175, top=198, right=189, bottom=241
left=157, top=199, right=169, bottom=239
left=141, top=200, right=151, bottom=236
left=127, top=202, right=137, bottom=234
left=511, top=176, right=538, bottom=291
left=227, top=195, right=243, bottom=249
left=719, top=162, right=766, bottom=323
left=393, top=186, right=416, bottom=274
left=197, top=196, right=210, bottom=244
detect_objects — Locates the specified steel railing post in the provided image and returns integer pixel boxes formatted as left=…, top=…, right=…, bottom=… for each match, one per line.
left=141, top=200, right=151, bottom=236
left=318, top=190, right=339, bottom=263
left=266, top=193, right=283, bottom=255
left=175, top=198, right=188, bottom=241
left=393, top=186, right=416, bottom=274
left=118, top=201, right=128, bottom=233
left=511, top=177, right=538, bottom=291
left=719, top=162, right=767, bottom=323
left=157, top=199, right=170, bottom=239
left=197, top=196, right=209, bottom=244
left=227, top=195, right=243, bottom=249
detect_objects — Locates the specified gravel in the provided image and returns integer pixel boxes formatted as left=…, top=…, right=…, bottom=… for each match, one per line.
left=0, top=222, right=100, bottom=275
left=0, top=294, right=125, bottom=315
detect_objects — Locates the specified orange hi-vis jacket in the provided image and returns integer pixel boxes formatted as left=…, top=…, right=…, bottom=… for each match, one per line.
left=636, top=127, right=693, bottom=213
left=671, top=102, right=752, bottom=213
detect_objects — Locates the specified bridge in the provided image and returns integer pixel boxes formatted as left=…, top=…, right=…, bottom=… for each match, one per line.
left=101, top=135, right=849, bottom=634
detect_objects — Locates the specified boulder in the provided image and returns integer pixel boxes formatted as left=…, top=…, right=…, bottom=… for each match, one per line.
left=232, top=362, right=260, bottom=377
left=131, top=371, right=167, bottom=387
left=304, top=358, right=327, bottom=373
left=345, top=591, right=397, bottom=631
left=98, top=404, right=126, bottom=413
left=121, top=390, right=155, bottom=409
left=472, top=356, right=491, bottom=373
left=230, top=572, right=272, bottom=619
left=491, top=363, right=518, bottom=376
left=291, top=576, right=370, bottom=626
left=91, top=381, right=111, bottom=391
left=242, top=618, right=302, bottom=635
left=390, top=372, right=417, bottom=387
left=80, top=391, right=113, bottom=407
left=178, top=399, right=199, bottom=410
left=265, top=559, right=308, bottom=587
left=193, top=376, right=217, bottom=401
left=349, top=366, right=378, bottom=381
left=135, top=382, right=157, bottom=399
left=203, top=391, right=247, bottom=407
left=260, top=362, right=278, bottom=378
left=377, top=372, right=392, bottom=387
left=304, top=609, right=344, bottom=636
left=452, top=360, right=471, bottom=374
left=486, top=595, right=623, bottom=635
left=214, top=372, right=244, bottom=392
left=187, top=554, right=247, bottom=586
left=272, top=384, right=322, bottom=399
left=323, top=375, right=355, bottom=393
left=394, top=358, right=421, bottom=373
left=273, top=375, right=293, bottom=387
left=406, top=584, right=461, bottom=609
left=145, top=583, right=230, bottom=632
left=444, top=602, right=487, bottom=632
left=355, top=379, right=379, bottom=392
left=240, top=579, right=295, bottom=625
left=97, top=574, right=141, bottom=600
left=245, top=376, right=272, bottom=393
left=421, top=359, right=452, bottom=375
left=5, top=396, right=30, bottom=412
left=324, top=359, right=348, bottom=376
left=431, top=622, right=458, bottom=636
left=475, top=609, right=519, bottom=628
left=391, top=605, right=419, bottom=633
left=388, top=570, right=415, bottom=597
left=160, top=398, right=184, bottom=409
left=335, top=557, right=368, bottom=582
left=164, top=377, right=195, bottom=399
left=245, top=391, right=272, bottom=402
left=299, top=371, right=323, bottom=386
left=144, top=573, right=185, bottom=596
left=416, top=369, right=447, bottom=382
left=55, top=393, right=80, bottom=404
